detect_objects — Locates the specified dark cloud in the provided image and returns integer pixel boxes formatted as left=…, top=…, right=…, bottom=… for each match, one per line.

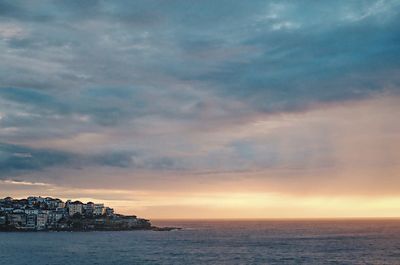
left=0, top=143, right=76, bottom=177
left=92, top=152, right=134, bottom=168
left=0, top=142, right=185, bottom=180
left=2, top=1, right=399, bottom=113
left=0, top=0, right=399, bottom=186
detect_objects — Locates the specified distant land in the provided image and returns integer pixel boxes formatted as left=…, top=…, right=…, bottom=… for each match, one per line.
left=0, top=196, right=179, bottom=232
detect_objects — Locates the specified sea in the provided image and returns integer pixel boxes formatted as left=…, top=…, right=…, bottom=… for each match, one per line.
left=1, top=219, right=400, bottom=265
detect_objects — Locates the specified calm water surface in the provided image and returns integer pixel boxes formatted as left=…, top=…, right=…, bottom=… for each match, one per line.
left=1, top=220, right=400, bottom=265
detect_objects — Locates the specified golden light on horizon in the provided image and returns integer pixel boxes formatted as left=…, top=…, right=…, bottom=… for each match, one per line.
left=1, top=95, right=399, bottom=219
left=53, top=191, right=400, bottom=219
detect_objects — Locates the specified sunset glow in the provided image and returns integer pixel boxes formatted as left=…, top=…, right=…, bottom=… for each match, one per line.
left=1, top=0, right=399, bottom=219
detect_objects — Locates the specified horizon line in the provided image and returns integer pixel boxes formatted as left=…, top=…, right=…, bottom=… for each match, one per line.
left=151, top=217, right=400, bottom=221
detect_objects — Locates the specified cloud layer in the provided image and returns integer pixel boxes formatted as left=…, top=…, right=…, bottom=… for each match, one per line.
left=0, top=0, right=399, bottom=217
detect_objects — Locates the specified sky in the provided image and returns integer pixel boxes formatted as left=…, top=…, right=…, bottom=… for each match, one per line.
left=0, top=0, right=400, bottom=219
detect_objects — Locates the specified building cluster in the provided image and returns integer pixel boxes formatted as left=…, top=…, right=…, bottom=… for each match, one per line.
left=0, top=196, right=150, bottom=231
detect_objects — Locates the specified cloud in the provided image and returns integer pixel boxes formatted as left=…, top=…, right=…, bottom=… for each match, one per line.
left=0, top=1, right=399, bottom=216
left=0, top=142, right=76, bottom=177
left=0, top=141, right=185, bottom=181
left=0, top=179, right=51, bottom=186
left=0, top=23, right=25, bottom=39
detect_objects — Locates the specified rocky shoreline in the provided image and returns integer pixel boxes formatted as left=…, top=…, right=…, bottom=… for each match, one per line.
left=0, top=225, right=182, bottom=232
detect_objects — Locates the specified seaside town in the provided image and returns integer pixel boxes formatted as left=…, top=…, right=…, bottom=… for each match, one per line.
left=0, top=196, right=152, bottom=231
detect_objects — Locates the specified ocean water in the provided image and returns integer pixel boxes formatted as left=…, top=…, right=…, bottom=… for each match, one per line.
left=1, top=220, right=400, bottom=265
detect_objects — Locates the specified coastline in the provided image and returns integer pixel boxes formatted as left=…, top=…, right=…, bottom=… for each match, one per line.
left=0, top=196, right=181, bottom=232
left=0, top=226, right=182, bottom=232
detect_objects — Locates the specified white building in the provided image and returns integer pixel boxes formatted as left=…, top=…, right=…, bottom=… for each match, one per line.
left=93, top=204, right=105, bottom=215
left=48, top=210, right=64, bottom=224
left=25, top=209, right=39, bottom=215
left=36, top=213, right=48, bottom=230
left=26, top=214, right=36, bottom=229
left=45, top=198, right=65, bottom=209
left=83, top=202, right=94, bottom=215
left=68, top=201, right=83, bottom=216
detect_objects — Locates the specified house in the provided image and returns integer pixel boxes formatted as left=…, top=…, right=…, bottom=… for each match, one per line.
left=36, top=213, right=48, bottom=230
left=26, top=214, right=36, bottom=229
left=68, top=201, right=83, bottom=216
left=25, top=208, right=39, bottom=215
left=9, top=213, right=26, bottom=227
left=105, top=207, right=114, bottom=216
left=93, top=204, right=105, bottom=216
left=27, top=196, right=45, bottom=205
left=48, top=209, right=65, bottom=226
left=45, top=198, right=65, bottom=209
left=83, top=202, right=94, bottom=215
